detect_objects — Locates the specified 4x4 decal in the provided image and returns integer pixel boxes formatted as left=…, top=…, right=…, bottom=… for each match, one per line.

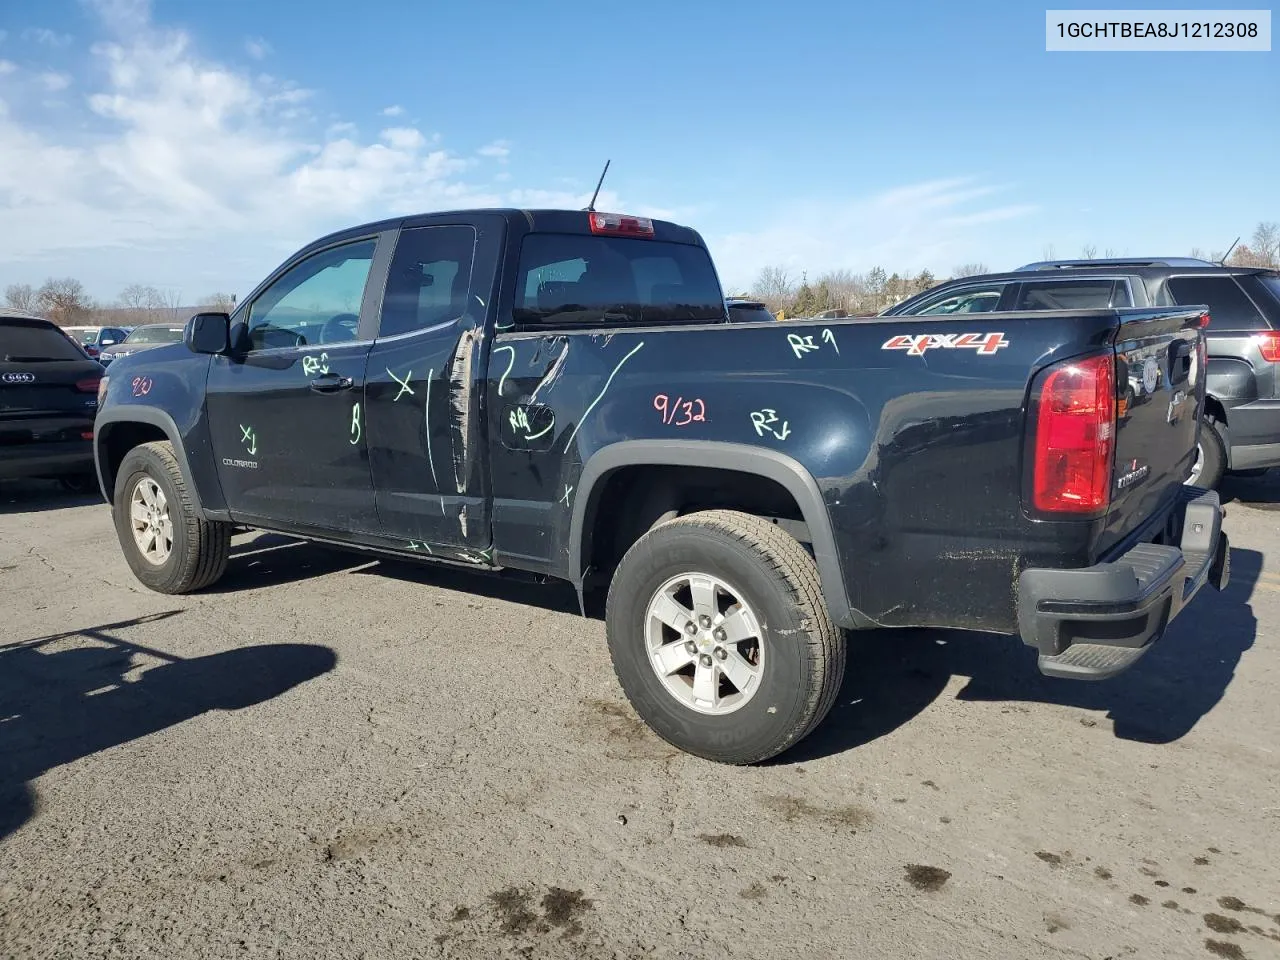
left=882, top=332, right=1010, bottom=356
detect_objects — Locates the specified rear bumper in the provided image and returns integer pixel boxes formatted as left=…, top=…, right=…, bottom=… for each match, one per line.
left=1017, top=487, right=1229, bottom=680
left=1224, top=398, right=1280, bottom=470
left=0, top=440, right=95, bottom=479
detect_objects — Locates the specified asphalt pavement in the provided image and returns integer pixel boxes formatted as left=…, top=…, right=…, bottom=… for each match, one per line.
left=2, top=477, right=1279, bottom=960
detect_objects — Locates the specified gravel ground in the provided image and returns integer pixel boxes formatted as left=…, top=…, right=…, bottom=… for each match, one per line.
left=2, top=476, right=1279, bottom=960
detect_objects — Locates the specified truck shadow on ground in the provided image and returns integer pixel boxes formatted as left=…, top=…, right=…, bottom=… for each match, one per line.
left=0, top=613, right=336, bottom=841
left=1219, top=470, right=1280, bottom=509
left=0, top=479, right=103, bottom=516
left=782, top=546, right=1262, bottom=764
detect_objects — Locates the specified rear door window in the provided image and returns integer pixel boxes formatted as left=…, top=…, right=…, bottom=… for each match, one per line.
left=1167, top=276, right=1267, bottom=331
left=0, top=320, right=87, bottom=361
left=512, top=234, right=725, bottom=329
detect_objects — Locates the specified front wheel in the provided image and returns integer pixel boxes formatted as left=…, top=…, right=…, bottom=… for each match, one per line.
left=604, top=509, right=845, bottom=765
left=112, top=441, right=231, bottom=593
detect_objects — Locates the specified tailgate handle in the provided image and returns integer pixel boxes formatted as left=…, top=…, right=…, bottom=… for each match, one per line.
left=1168, top=341, right=1192, bottom=386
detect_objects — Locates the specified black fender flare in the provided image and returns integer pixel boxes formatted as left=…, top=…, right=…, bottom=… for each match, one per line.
left=569, top=439, right=867, bottom=629
left=95, top=406, right=203, bottom=510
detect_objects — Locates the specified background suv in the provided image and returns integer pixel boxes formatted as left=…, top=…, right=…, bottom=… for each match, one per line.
left=884, top=257, right=1280, bottom=489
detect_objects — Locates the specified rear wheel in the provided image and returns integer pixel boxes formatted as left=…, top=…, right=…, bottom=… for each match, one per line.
left=112, top=441, right=230, bottom=593
left=1187, top=418, right=1226, bottom=489
left=604, top=509, right=845, bottom=765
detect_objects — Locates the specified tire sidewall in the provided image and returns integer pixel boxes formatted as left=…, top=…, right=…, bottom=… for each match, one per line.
left=606, top=523, right=817, bottom=762
left=1192, top=420, right=1226, bottom=489
left=113, top=447, right=191, bottom=592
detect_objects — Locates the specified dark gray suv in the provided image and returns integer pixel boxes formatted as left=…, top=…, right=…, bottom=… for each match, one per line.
left=884, top=257, right=1280, bottom=489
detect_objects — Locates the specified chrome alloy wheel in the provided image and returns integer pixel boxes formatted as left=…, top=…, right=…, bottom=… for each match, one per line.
left=643, top=572, right=765, bottom=715
left=130, top=476, right=173, bottom=565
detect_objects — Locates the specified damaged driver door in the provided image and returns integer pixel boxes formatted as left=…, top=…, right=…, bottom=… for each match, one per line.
left=364, top=217, right=504, bottom=552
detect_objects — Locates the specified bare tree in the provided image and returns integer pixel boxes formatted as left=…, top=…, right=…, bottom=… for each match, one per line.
left=1080, top=244, right=1097, bottom=260
left=4, top=283, right=38, bottom=313
left=751, top=265, right=794, bottom=310
left=200, top=292, right=237, bottom=313
left=1041, top=244, right=1056, bottom=261
left=37, top=277, right=92, bottom=325
left=950, top=262, right=990, bottom=280
left=1251, top=222, right=1279, bottom=268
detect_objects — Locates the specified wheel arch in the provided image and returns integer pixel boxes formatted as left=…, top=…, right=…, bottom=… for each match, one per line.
left=96, top=408, right=206, bottom=513
left=570, top=440, right=864, bottom=629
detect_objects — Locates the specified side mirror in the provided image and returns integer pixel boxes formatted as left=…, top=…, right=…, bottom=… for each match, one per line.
left=186, top=312, right=231, bottom=355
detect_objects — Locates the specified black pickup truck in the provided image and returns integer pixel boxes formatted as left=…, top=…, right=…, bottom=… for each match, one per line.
left=93, top=209, right=1231, bottom=764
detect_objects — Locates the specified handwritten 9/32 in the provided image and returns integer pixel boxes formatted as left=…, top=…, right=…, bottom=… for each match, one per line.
left=653, top=394, right=707, bottom=427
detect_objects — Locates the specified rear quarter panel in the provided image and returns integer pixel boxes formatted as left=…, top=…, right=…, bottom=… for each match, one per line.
left=493, top=311, right=1121, bottom=633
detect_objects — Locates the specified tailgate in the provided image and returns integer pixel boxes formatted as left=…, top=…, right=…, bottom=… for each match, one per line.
left=1100, top=308, right=1206, bottom=554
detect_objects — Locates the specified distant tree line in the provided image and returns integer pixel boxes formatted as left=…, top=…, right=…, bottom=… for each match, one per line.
left=743, top=220, right=1279, bottom=318
left=3, top=279, right=236, bottom=327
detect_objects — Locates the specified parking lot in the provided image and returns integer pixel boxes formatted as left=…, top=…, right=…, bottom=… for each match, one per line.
left=1, top=478, right=1278, bottom=960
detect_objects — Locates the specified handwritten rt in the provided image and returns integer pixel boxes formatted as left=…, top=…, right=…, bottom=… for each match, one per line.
left=750, top=408, right=791, bottom=441
left=788, top=329, right=839, bottom=359
left=303, top=352, right=330, bottom=376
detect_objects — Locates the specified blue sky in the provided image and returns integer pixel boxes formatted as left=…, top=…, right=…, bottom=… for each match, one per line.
left=0, top=0, right=1275, bottom=302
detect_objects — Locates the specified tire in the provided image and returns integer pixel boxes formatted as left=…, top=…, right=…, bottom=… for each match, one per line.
left=112, top=441, right=231, bottom=593
left=1188, top=418, right=1226, bottom=489
left=604, top=509, right=845, bottom=765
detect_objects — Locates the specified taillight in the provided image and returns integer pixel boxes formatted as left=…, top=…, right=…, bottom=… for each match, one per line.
left=1256, top=331, right=1280, bottom=362
left=75, top=376, right=101, bottom=393
left=1031, top=352, right=1116, bottom=514
left=81, top=429, right=94, bottom=440
left=1198, top=311, right=1211, bottom=329
left=97, top=376, right=109, bottom=406
left=588, top=212, right=654, bottom=237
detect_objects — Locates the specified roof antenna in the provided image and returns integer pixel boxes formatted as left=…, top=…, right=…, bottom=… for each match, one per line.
left=585, top=159, right=610, bottom=212
left=1218, top=236, right=1240, bottom=266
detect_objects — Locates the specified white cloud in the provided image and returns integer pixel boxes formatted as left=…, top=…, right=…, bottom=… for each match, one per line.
left=704, top=178, right=1037, bottom=291
left=477, top=139, right=510, bottom=159
left=0, top=60, right=15, bottom=75
left=244, top=36, right=270, bottom=60
left=380, top=104, right=404, bottom=117
left=38, top=71, right=72, bottom=92
left=22, top=27, right=73, bottom=48
left=0, top=0, right=534, bottom=297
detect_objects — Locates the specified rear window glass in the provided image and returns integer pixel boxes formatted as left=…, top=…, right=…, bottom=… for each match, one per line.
left=728, top=303, right=775, bottom=323
left=1014, top=280, right=1123, bottom=311
left=512, top=234, right=725, bottom=328
left=125, top=326, right=185, bottom=344
left=1167, top=276, right=1266, bottom=331
left=0, top=320, right=87, bottom=361
left=1255, top=275, right=1280, bottom=309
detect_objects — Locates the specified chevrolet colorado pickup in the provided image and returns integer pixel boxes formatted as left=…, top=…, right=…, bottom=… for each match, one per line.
left=93, top=209, right=1230, bottom=764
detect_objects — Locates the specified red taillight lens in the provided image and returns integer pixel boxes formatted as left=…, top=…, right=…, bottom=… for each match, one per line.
left=1198, top=311, right=1211, bottom=329
left=1256, top=331, right=1280, bottom=362
left=75, top=376, right=101, bottom=393
left=81, top=429, right=94, bottom=440
left=1032, top=353, right=1116, bottom=514
left=588, top=211, right=654, bottom=237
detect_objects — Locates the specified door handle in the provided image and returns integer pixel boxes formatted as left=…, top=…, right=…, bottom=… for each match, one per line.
left=310, top=374, right=353, bottom=394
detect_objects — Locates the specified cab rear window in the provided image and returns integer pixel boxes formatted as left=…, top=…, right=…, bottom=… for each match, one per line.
left=512, top=234, right=725, bottom=329
left=0, top=320, right=87, bottom=361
